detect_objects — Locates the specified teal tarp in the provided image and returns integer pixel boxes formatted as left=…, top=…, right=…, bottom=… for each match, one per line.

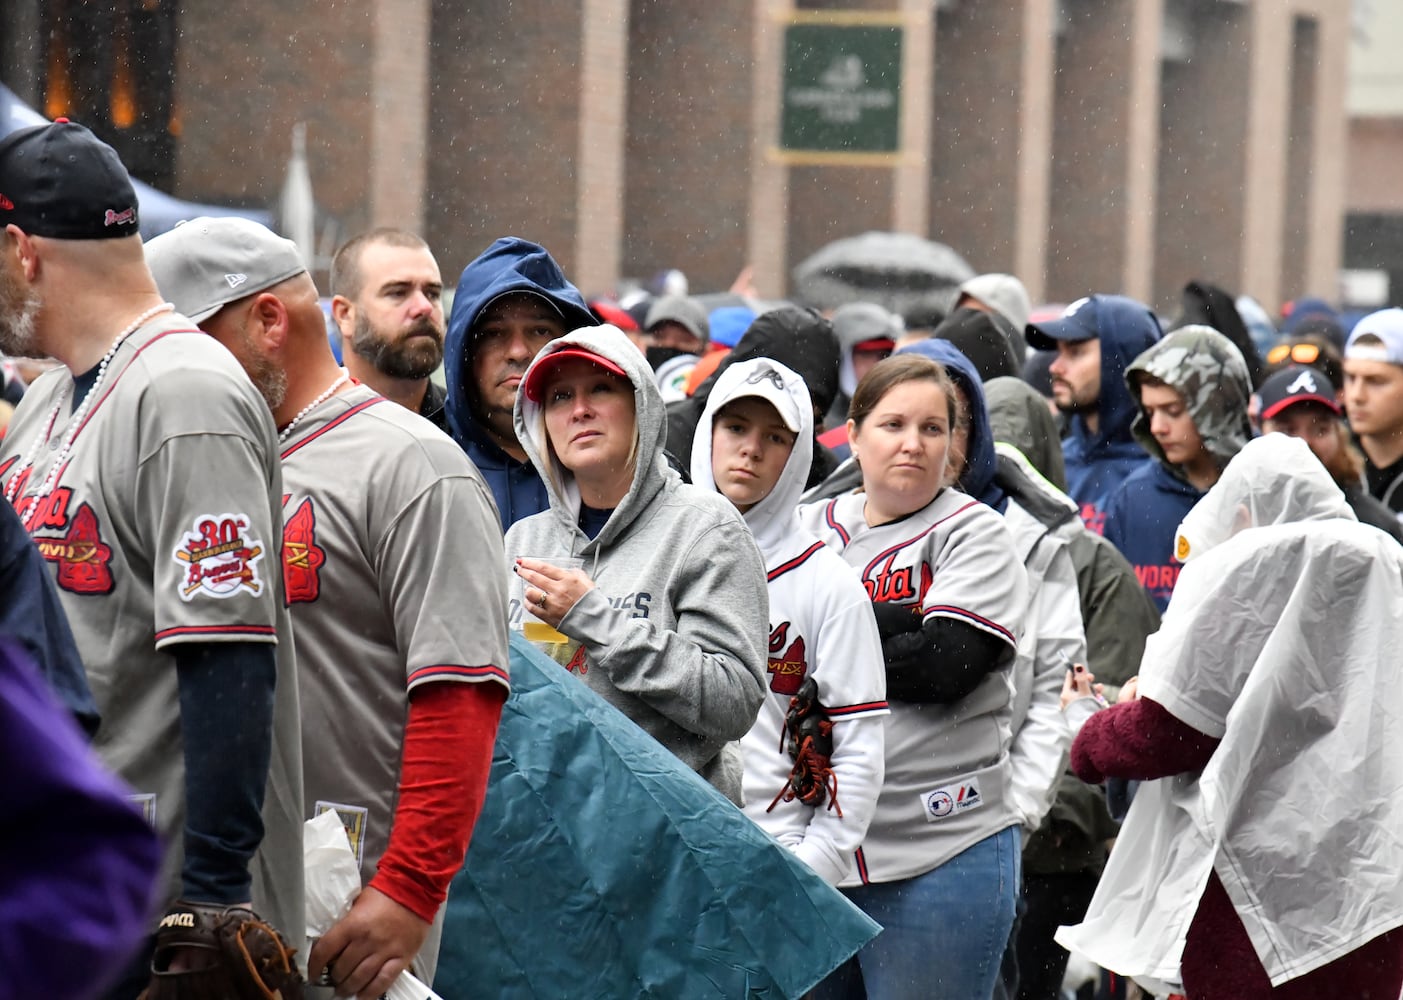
left=436, top=634, right=881, bottom=998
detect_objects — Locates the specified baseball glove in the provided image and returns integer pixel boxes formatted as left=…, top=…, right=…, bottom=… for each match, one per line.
left=140, top=900, right=304, bottom=1000
left=767, top=677, right=843, bottom=817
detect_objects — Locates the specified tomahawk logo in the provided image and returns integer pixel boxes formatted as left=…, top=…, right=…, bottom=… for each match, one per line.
left=1286, top=369, right=1318, bottom=395
left=767, top=622, right=809, bottom=695
left=281, top=496, right=326, bottom=603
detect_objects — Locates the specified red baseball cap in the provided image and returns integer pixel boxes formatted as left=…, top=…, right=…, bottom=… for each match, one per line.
left=522, top=346, right=628, bottom=402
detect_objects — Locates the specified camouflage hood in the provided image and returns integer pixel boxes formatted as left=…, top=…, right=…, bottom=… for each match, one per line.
left=1126, top=325, right=1253, bottom=475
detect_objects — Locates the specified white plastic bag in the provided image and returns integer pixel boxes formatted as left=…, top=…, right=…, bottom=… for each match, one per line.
left=304, top=811, right=443, bottom=1000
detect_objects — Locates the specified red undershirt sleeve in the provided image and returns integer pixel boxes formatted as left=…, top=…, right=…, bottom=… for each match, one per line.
left=1069, top=696, right=1220, bottom=786
left=367, top=679, right=506, bottom=923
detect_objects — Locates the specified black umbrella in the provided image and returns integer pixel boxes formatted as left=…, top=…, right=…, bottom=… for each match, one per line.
left=792, top=230, right=975, bottom=324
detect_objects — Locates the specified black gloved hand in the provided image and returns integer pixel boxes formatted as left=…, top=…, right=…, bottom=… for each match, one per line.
left=870, top=600, right=922, bottom=641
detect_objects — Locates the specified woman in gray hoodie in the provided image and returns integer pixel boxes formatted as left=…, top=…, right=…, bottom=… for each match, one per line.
left=506, top=324, right=769, bottom=805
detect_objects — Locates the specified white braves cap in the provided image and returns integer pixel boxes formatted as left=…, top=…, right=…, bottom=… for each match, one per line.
left=145, top=216, right=307, bottom=323
left=1345, top=307, right=1403, bottom=366
left=722, top=360, right=804, bottom=433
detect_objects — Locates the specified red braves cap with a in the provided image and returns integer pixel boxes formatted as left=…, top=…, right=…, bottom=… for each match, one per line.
left=0, top=119, right=140, bottom=239
left=522, top=344, right=628, bottom=402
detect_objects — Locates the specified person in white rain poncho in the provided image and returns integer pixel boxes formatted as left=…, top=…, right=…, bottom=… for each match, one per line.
left=1055, top=433, right=1403, bottom=999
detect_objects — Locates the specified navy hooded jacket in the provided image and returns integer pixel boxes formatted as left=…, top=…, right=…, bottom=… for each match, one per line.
left=443, top=238, right=597, bottom=531
left=897, top=338, right=1008, bottom=512
left=1058, top=296, right=1161, bottom=534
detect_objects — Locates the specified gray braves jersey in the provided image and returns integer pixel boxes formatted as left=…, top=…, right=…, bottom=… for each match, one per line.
left=0, top=315, right=305, bottom=942
left=799, top=488, right=1027, bottom=885
left=278, top=383, right=509, bottom=978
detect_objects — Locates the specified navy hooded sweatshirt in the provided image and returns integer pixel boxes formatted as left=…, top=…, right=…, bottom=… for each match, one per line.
left=897, top=339, right=1008, bottom=512
left=1057, top=296, right=1162, bottom=535
left=444, top=238, right=598, bottom=531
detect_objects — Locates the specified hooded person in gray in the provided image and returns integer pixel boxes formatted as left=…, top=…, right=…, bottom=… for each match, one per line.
left=503, top=324, right=769, bottom=805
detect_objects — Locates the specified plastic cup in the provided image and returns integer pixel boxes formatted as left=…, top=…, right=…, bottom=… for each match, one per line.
left=520, top=555, right=584, bottom=644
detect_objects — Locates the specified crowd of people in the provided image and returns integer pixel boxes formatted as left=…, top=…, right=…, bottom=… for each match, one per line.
left=3, top=118, right=1403, bottom=1000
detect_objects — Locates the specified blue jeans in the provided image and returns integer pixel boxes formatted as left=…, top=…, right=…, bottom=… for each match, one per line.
left=812, top=825, right=1021, bottom=1000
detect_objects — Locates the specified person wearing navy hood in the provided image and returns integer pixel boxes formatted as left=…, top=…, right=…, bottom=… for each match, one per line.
left=1026, top=295, right=1162, bottom=535
left=444, top=238, right=598, bottom=530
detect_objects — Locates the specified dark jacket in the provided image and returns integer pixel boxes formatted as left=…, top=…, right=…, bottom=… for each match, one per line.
left=443, top=237, right=597, bottom=530
left=983, top=375, right=1159, bottom=687
left=666, top=306, right=841, bottom=490
left=1173, top=280, right=1265, bottom=389
left=898, top=338, right=1008, bottom=511
left=1060, top=297, right=1162, bottom=535
left=1102, top=461, right=1201, bottom=613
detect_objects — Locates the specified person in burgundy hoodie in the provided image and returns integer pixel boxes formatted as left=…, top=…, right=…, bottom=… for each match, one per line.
left=1057, top=434, right=1403, bottom=1000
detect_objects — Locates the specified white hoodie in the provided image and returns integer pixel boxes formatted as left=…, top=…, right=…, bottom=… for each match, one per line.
left=691, top=359, right=888, bottom=886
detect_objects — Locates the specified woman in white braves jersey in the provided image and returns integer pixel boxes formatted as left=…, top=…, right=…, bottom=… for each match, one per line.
left=691, top=357, right=889, bottom=886
left=799, top=353, right=1029, bottom=1000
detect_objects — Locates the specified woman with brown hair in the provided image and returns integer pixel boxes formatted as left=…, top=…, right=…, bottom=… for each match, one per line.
left=800, top=353, right=1029, bottom=1000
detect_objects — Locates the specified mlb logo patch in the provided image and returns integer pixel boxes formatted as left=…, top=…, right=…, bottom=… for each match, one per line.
left=921, top=777, right=983, bottom=823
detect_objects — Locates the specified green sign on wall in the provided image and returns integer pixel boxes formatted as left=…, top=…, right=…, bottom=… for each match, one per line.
left=780, top=22, right=903, bottom=158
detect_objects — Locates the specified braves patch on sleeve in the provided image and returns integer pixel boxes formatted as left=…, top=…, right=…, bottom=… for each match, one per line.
left=172, top=512, right=266, bottom=601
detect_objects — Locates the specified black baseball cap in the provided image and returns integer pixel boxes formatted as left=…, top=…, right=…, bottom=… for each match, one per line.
left=0, top=119, right=140, bottom=239
left=1025, top=296, right=1101, bottom=351
left=1255, top=364, right=1341, bottom=421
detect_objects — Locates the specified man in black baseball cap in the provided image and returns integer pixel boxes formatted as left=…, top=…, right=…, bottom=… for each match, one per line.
left=1025, top=294, right=1162, bottom=533
left=0, top=119, right=307, bottom=997
left=1253, top=364, right=1403, bottom=542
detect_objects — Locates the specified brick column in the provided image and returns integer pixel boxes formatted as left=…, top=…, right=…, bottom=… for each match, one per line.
left=369, top=0, right=431, bottom=235
left=574, top=0, right=628, bottom=296
left=1297, top=0, right=1348, bottom=302
left=890, top=0, right=931, bottom=236
left=1152, top=3, right=1251, bottom=312
left=748, top=0, right=793, bottom=298
left=1237, top=2, right=1294, bottom=311
left=1045, top=0, right=1161, bottom=304
left=928, top=0, right=1055, bottom=301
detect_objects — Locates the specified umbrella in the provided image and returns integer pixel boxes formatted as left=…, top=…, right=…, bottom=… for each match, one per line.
left=792, top=230, right=975, bottom=324
left=435, top=633, right=881, bottom=999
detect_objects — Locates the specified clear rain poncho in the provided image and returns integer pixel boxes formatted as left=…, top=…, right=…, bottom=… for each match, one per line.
left=1056, top=433, right=1403, bottom=990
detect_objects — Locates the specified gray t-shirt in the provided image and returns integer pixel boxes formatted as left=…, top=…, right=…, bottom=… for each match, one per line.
left=0, top=316, right=305, bottom=942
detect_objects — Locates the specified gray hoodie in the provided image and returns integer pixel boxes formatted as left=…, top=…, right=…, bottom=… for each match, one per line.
left=504, top=325, right=769, bottom=804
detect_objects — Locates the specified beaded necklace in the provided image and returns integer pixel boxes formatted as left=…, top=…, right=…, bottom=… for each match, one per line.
left=277, top=371, right=351, bottom=444
left=3, top=302, right=174, bottom=505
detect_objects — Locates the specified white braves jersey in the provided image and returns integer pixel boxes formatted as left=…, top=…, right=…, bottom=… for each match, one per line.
left=799, top=488, right=1027, bottom=885
left=278, top=383, right=509, bottom=976
left=0, top=316, right=305, bottom=941
left=740, top=538, right=888, bottom=886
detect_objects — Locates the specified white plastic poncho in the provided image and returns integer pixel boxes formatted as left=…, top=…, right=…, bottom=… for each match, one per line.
left=1056, top=433, right=1403, bottom=990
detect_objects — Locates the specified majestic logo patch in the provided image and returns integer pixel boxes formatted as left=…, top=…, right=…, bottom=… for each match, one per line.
left=314, top=801, right=369, bottom=869
left=282, top=497, right=325, bottom=603
left=173, top=513, right=265, bottom=601
left=922, top=777, right=983, bottom=823
left=767, top=622, right=809, bottom=695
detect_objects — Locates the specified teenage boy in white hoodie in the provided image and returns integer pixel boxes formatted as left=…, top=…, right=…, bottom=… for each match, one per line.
left=691, top=358, right=889, bottom=886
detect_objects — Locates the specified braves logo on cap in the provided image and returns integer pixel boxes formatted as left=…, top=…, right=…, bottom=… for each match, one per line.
left=103, top=206, right=136, bottom=227
left=1285, top=370, right=1318, bottom=395
left=172, top=512, right=265, bottom=601
left=0, top=193, right=13, bottom=211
